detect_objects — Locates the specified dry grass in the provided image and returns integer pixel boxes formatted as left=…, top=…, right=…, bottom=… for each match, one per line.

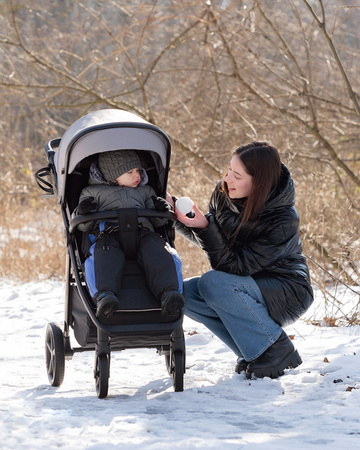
left=0, top=202, right=65, bottom=281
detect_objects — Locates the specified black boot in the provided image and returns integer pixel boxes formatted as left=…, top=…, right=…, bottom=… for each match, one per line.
left=94, top=291, right=119, bottom=318
left=246, top=331, right=302, bottom=379
left=235, top=358, right=249, bottom=374
left=161, top=291, right=185, bottom=320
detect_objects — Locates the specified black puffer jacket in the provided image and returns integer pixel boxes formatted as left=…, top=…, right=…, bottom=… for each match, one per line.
left=177, top=164, right=313, bottom=327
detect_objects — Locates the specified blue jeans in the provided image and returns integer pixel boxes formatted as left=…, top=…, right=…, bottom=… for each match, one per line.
left=183, top=270, right=282, bottom=361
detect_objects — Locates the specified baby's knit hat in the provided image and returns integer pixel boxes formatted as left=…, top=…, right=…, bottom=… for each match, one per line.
left=98, top=150, right=141, bottom=182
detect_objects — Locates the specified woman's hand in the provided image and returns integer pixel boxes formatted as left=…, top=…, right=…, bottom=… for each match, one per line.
left=175, top=204, right=209, bottom=229
left=166, top=192, right=175, bottom=208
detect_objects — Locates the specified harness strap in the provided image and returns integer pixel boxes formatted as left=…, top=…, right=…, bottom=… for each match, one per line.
left=117, top=209, right=139, bottom=259
left=92, top=210, right=140, bottom=259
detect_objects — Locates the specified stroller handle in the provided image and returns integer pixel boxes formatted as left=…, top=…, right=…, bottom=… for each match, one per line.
left=69, top=208, right=176, bottom=233
left=45, top=138, right=61, bottom=162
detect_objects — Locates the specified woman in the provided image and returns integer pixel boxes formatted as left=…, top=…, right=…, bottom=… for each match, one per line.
left=172, top=141, right=313, bottom=379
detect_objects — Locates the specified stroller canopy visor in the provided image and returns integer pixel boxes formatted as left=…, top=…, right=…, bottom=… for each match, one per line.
left=54, top=109, right=171, bottom=204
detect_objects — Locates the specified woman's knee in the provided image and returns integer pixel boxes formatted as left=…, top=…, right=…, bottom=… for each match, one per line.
left=183, top=275, right=220, bottom=320
left=197, top=270, right=226, bottom=300
left=183, top=276, right=202, bottom=314
left=183, top=277, right=200, bottom=301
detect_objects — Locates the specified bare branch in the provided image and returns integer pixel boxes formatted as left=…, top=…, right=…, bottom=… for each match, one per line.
left=302, top=0, right=360, bottom=116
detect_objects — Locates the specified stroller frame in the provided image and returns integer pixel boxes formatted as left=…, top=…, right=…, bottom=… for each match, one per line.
left=36, top=109, right=186, bottom=398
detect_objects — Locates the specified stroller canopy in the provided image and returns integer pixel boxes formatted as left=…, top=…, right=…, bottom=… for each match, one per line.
left=54, top=109, right=171, bottom=205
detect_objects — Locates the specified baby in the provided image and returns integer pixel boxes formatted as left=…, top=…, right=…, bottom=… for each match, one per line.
left=75, top=150, right=184, bottom=320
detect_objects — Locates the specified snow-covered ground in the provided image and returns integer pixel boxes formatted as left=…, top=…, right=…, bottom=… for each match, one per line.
left=1, top=279, right=360, bottom=449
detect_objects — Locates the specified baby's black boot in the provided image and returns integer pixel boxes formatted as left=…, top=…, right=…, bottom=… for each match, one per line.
left=94, top=291, right=119, bottom=318
left=160, top=291, right=185, bottom=320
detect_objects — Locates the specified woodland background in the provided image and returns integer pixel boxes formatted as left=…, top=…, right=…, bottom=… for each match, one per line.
left=0, top=0, right=359, bottom=323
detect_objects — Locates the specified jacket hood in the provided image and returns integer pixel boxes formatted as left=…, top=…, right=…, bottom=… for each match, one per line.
left=265, top=163, right=295, bottom=212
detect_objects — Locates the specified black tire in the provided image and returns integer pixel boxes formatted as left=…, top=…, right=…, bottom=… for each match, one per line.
left=95, top=353, right=109, bottom=399
left=45, top=322, right=65, bottom=387
left=165, top=354, right=172, bottom=375
left=171, top=351, right=184, bottom=392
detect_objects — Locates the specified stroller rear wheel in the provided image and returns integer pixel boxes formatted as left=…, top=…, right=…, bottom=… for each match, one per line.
left=45, top=322, right=65, bottom=387
left=95, top=353, right=109, bottom=399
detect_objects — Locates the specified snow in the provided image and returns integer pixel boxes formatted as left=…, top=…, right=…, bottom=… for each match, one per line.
left=1, top=279, right=360, bottom=449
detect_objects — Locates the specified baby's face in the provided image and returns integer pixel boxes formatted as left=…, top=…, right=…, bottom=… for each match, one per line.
left=115, top=168, right=141, bottom=188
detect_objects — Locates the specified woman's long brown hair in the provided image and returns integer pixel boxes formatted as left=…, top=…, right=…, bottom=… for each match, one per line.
left=221, top=141, right=281, bottom=240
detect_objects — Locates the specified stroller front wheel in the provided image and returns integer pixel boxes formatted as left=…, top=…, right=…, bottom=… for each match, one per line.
left=45, top=322, right=65, bottom=387
left=95, top=353, right=109, bottom=399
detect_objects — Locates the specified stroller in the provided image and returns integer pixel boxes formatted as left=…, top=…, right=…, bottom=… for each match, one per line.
left=35, top=109, right=186, bottom=398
